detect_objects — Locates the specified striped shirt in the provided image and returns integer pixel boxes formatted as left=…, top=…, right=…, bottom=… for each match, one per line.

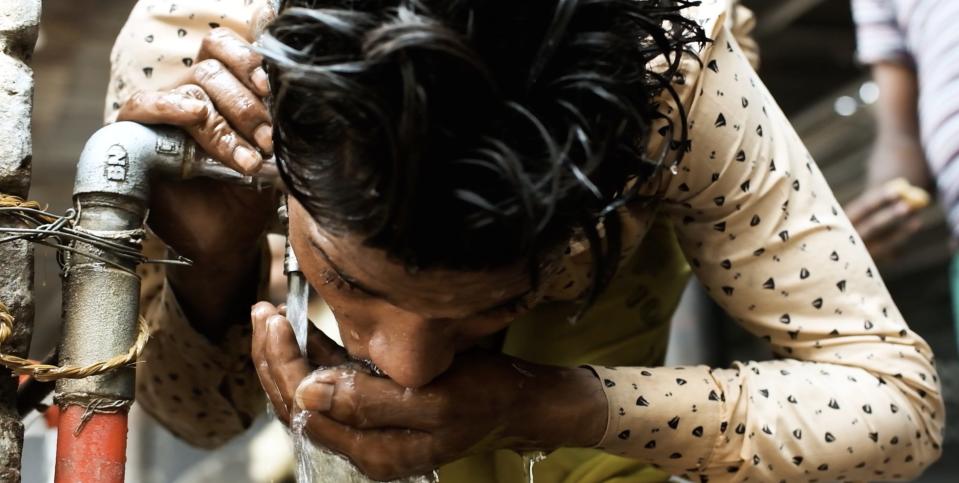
left=852, top=0, right=959, bottom=238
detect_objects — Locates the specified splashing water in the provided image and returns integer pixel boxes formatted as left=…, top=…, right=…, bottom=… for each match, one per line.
left=522, top=451, right=547, bottom=483
left=291, top=410, right=439, bottom=483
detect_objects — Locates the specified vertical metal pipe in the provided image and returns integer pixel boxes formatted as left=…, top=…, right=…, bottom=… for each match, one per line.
left=0, top=1, right=40, bottom=481
left=53, top=123, right=278, bottom=482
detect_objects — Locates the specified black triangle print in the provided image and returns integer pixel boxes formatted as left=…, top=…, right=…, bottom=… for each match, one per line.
left=763, top=278, right=775, bottom=289
left=722, top=286, right=734, bottom=296
left=618, top=430, right=631, bottom=440
left=812, top=298, right=823, bottom=309
left=735, top=150, right=746, bottom=161
left=713, top=222, right=726, bottom=232
left=740, top=179, right=751, bottom=192
left=837, top=280, right=847, bottom=292
left=742, top=97, right=749, bottom=108
left=707, top=59, right=719, bottom=72
left=780, top=314, right=791, bottom=324
left=750, top=215, right=761, bottom=226
left=793, top=429, right=802, bottom=439
left=668, top=416, right=680, bottom=429
left=756, top=125, right=763, bottom=137
left=788, top=330, right=799, bottom=340
left=792, top=180, right=801, bottom=191
left=828, top=399, right=840, bottom=410
left=864, top=320, right=874, bottom=330
left=720, top=259, right=732, bottom=269
left=779, top=230, right=790, bottom=242
left=711, top=172, right=720, bottom=182
left=715, top=113, right=727, bottom=127
left=800, top=268, right=810, bottom=279
left=769, top=159, right=777, bottom=171
left=714, top=196, right=726, bottom=206
left=645, top=440, right=656, bottom=449
left=636, top=395, right=649, bottom=406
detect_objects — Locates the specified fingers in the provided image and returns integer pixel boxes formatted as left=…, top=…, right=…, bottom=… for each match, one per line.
left=190, top=58, right=273, bottom=154
left=868, top=216, right=923, bottom=261
left=251, top=302, right=297, bottom=423
left=117, top=90, right=208, bottom=125
left=198, top=27, right=270, bottom=97
left=297, top=368, right=449, bottom=430
left=845, top=185, right=902, bottom=225
left=301, top=411, right=435, bottom=481
left=119, top=84, right=263, bottom=174
left=856, top=199, right=914, bottom=240
left=264, top=309, right=314, bottom=423
left=179, top=84, right=265, bottom=174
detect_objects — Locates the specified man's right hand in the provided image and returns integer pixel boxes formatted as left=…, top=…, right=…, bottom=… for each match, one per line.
left=846, top=180, right=926, bottom=263
left=116, top=24, right=279, bottom=339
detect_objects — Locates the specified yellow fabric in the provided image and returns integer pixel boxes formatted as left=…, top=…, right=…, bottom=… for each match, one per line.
left=440, top=216, right=690, bottom=483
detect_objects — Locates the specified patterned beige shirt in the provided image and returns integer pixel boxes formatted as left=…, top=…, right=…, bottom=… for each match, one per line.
left=107, top=1, right=943, bottom=481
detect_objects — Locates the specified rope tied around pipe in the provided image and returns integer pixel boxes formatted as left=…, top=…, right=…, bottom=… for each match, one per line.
left=0, top=194, right=177, bottom=381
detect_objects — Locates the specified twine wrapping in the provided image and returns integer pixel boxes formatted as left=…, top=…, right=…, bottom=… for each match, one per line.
left=0, top=194, right=149, bottom=381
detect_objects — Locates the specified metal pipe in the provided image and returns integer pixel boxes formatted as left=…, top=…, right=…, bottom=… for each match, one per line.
left=278, top=202, right=310, bottom=356
left=55, top=122, right=277, bottom=483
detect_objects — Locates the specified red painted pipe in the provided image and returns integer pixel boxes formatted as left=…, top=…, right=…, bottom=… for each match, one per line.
left=54, top=405, right=128, bottom=483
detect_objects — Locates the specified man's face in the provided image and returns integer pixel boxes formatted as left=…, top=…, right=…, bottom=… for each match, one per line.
left=288, top=197, right=543, bottom=388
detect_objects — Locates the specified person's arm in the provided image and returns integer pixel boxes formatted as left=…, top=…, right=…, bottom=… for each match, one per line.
left=588, top=16, right=943, bottom=481
left=845, top=0, right=932, bottom=260
left=108, top=0, right=273, bottom=447
left=863, top=62, right=929, bottom=189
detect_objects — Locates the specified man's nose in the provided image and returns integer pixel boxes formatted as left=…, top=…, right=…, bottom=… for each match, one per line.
left=366, top=319, right=455, bottom=388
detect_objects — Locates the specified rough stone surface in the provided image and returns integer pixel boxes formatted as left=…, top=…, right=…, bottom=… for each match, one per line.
left=0, top=1, right=40, bottom=482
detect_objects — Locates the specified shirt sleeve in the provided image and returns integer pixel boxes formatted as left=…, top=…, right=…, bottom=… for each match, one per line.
left=136, top=237, right=265, bottom=448
left=588, top=8, right=943, bottom=482
left=109, top=0, right=270, bottom=448
left=724, top=0, right=759, bottom=71
left=851, top=0, right=912, bottom=65
left=104, top=0, right=263, bottom=122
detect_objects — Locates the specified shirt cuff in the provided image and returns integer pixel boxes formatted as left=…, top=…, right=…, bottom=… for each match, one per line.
left=587, top=365, right=724, bottom=473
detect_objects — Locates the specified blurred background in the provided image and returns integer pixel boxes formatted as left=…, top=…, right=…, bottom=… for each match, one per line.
left=16, top=0, right=959, bottom=481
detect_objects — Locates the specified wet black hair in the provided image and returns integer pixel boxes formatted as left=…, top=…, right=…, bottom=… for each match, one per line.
left=260, top=0, right=706, bottom=309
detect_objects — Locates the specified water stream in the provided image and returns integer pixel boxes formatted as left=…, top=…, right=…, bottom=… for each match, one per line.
left=522, top=451, right=547, bottom=483
left=291, top=410, right=439, bottom=483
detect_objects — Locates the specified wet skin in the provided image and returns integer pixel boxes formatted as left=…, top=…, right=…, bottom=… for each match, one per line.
left=118, top=12, right=608, bottom=481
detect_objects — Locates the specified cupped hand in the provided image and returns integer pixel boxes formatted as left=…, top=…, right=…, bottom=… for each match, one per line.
left=250, top=302, right=608, bottom=481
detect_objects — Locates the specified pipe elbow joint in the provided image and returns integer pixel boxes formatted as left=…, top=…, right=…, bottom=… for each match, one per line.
left=73, top=122, right=190, bottom=202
